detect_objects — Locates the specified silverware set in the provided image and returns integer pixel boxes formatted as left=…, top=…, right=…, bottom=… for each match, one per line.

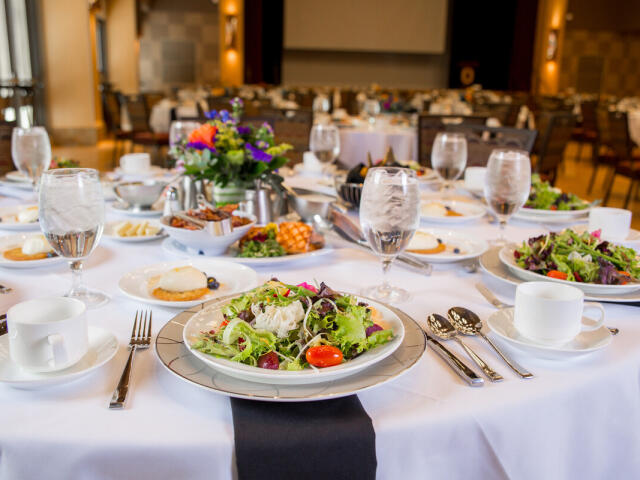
left=109, top=310, right=152, bottom=409
left=423, top=306, right=534, bottom=386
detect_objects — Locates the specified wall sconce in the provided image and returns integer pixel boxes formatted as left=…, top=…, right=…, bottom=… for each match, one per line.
left=225, top=15, right=238, bottom=50
left=546, top=29, right=559, bottom=61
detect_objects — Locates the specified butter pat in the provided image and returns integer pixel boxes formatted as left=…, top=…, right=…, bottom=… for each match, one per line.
left=17, top=206, right=38, bottom=223
left=158, top=266, right=206, bottom=292
left=22, top=236, right=53, bottom=255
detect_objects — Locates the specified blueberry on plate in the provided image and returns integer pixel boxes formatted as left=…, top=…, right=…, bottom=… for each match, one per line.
left=207, top=276, right=220, bottom=290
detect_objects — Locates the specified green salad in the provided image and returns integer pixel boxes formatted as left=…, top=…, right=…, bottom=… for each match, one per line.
left=514, top=229, right=640, bottom=285
left=523, top=174, right=588, bottom=211
left=238, top=224, right=286, bottom=258
left=192, top=280, right=393, bottom=370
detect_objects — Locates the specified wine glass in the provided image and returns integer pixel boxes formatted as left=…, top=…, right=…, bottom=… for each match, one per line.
left=39, top=168, right=108, bottom=308
left=11, top=126, right=52, bottom=189
left=362, top=99, right=381, bottom=127
left=359, top=167, right=420, bottom=303
left=309, top=124, right=340, bottom=172
left=431, top=132, right=467, bottom=193
left=484, top=149, right=531, bottom=245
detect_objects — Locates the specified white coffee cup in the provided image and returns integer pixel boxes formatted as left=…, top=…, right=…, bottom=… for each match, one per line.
left=120, top=153, right=151, bottom=174
left=464, top=167, right=486, bottom=191
left=513, top=282, right=605, bottom=345
left=7, top=297, right=88, bottom=372
left=588, top=207, right=631, bottom=242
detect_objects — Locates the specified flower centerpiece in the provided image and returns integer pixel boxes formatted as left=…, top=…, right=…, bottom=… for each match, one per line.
left=170, top=97, right=292, bottom=202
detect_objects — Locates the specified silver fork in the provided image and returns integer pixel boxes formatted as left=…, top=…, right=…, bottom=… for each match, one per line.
left=109, top=310, right=152, bottom=409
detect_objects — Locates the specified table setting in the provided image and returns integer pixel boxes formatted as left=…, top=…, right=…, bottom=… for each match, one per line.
left=2, top=103, right=640, bottom=480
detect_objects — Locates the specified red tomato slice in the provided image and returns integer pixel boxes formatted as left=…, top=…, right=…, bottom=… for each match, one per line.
left=305, top=345, right=343, bottom=368
left=547, top=270, right=568, bottom=280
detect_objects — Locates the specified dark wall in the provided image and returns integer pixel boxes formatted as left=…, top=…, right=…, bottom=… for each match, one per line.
left=244, top=0, right=283, bottom=84
left=448, top=0, right=538, bottom=91
left=567, top=0, right=640, bottom=32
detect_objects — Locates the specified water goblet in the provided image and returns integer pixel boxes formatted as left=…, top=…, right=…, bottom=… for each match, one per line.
left=310, top=124, right=340, bottom=172
left=431, top=132, right=467, bottom=193
left=359, top=167, right=420, bottom=303
left=11, top=126, right=52, bottom=190
left=39, top=168, right=108, bottom=308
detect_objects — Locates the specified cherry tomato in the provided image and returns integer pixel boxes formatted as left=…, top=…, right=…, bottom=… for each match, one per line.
left=550, top=205, right=558, bottom=211
left=547, top=270, right=568, bottom=280
left=305, top=345, right=343, bottom=368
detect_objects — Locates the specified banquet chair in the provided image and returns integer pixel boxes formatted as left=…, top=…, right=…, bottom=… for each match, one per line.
left=599, top=111, right=640, bottom=207
left=143, top=92, right=165, bottom=111
left=417, top=114, right=488, bottom=167
left=533, top=112, right=576, bottom=185
left=445, top=124, right=538, bottom=167
left=272, top=109, right=313, bottom=165
left=571, top=99, right=599, bottom=162
left=206, top=96, right=235, bottom=113
left=0, top=120, right=15, bottom=175
left=119, top=94, right=170, bottom=166
left=473, top=103, right=512, bottom=126
left=101, top=90, right=132, bottom=166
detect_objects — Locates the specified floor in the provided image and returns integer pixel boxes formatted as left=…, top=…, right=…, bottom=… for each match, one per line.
left=52, top=140, right=640, bottom=230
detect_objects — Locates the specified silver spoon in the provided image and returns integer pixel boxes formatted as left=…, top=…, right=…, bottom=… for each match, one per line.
left=448, top=306, right=534, bottom=379
left=427, top=313, right=504, bottom=382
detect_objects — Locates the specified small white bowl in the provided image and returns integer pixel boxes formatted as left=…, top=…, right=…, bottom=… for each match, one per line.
left=160, top=210, right=256, bottom=255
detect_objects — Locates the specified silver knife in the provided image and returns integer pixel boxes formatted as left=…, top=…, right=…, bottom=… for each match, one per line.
left=425, top=333, right=484, bottom=386
left=0, top=314, right=7, bottom=336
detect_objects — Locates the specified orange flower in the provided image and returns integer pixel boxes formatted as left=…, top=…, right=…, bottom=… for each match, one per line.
left=188, top=124, right=217, bottom=149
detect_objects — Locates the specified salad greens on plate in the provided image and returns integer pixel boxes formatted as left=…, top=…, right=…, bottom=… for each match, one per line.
left=523, top=174, right=588, bottom=211
left=514, top=229, right=640, bottom=285
left=237, top=223, right=286, bottom=258
left=192, top=280, right=394, bottom=370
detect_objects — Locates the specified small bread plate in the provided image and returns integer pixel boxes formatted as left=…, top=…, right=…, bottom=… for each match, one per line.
left=0, top=327, right=118, bottom=389
left=118, top=259, right=260, bottom=308
left=0, top=233, right=65, bottom=269
left=405, top=228, right=488, bottom=264
left=487, top=308, right=612, bottom=359
left=420, top=200, right=485, bottom=224
left=0, top=205, right=40, bottom=231
left=103, top=220, right=167, bottom=243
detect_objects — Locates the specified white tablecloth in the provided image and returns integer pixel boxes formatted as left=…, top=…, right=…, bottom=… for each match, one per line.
left=1, top=187, right=640, bottom=480
left=339, top=125, right=417, bottom=167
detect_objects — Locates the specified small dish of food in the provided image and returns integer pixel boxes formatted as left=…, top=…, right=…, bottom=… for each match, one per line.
left=0, top=205, right=40, bottom=231
left=118, top=259, right=259, bottom=308
left=420, top=200, right=486, bottom=224
left=405, top=229, right=488, bottom=263
left=103, top=220, right=166, bottom=242
left=0, top=234, right=64, bottom=268
left=161, top=205, right=256, bottom=255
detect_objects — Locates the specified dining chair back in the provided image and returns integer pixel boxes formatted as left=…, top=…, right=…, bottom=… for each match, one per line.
left=0, top=120, right=15, bottom=175
left=534, top=112, right=576, bottom=184
left=102, top=90, right=122, bottom=133
left=272, top=109, right=313, bottom=165
left=445, top=124, right=538, bottom=167
left=119, top=94, right=150, bottom=132
left=206, top=96, right=234, bottom=113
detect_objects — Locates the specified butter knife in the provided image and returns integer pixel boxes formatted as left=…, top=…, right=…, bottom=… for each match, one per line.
left=425, top=333, right=484, bottom=387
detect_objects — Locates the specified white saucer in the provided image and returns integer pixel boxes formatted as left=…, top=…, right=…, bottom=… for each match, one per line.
left=486, top=308, right=612, bottom=358
left=0, top=326, right=118, bottom=388
left=110, top=202, right=163, bottom=217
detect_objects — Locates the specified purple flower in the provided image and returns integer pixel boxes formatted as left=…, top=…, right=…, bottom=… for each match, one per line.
left=186, top=141, right=216, bottom=153
left=219, top=110, right=231, bottom=122
left=256, top=140, right=269, bottom=150
left=262, top=122, right=274, bottom=134
left=204, top=110, right=217, bottom=120
left=246, top=143, right=272, bottom=163
left=231, top=97, right=244, bottom=107
left=237, top=126, right=251, bottom=135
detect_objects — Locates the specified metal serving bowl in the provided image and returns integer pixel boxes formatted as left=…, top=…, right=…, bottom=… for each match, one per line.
left=287, top=188, right=337, bottom=221
left=114, top=180, right=166, bottom=210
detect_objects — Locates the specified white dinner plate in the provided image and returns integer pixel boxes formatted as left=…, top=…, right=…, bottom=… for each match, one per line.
left=103, top=220, right=167, bottom=243
left=0, top=178, right=33, bottom=191
left=405, top=228, right=488, bottom=263
left=118, top=259, right=260, bottom=308
left=0, top=205, right=40, bottom=231
left=182, top=293, right=405, bottom=385
left=0, top=233, right=65, bottom=269
left=480, top=247, right=640, bottom=303
left=498, top=245, right=640, bottom=295
left=110, top=202, right=164, bottom=217
left=487, top=308, right=612, bottom=358
left=420, top=200, right=486, bottom=224
left=0, top=327, right=118, bottom=388
left=155, top=297, right=425, bottom=401
left=161, top=237, right=335, bottom=266
left=4, top=171, right=30, bottom=183
left=516, top=205, right=591, bottom=218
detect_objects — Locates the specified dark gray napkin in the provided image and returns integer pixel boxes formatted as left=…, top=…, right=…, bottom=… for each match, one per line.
left=230, top=395, right=377, bottom=480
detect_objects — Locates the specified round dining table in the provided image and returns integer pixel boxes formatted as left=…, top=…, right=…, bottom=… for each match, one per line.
left=338, top=123, right=417, bottom=167
left=0, top=185, right=639, bottom=480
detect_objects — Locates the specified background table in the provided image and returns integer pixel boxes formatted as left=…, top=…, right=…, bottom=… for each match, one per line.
left=338, top=125, right=417, bottom=167
left=1, top=190, right=639, bottom=480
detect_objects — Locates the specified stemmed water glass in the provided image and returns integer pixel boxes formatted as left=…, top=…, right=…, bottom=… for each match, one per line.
left=484, top=149, right=531, bottom=245
left=39, top=168, right=108, bottom=308
left=431, top=132, right=467, bottom=193
left=11, top=126, right=52, bottom=190
left=362, top=99, right=381, bottom=127
left=309, top=124, right=340, bottom=171
left=359, top=167, right=420, bottom=303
